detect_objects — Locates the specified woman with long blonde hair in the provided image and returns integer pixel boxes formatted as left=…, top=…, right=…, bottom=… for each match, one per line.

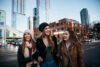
left=36, top=22, right=58, bottom=67
left=17, top=30, right=39, bottom=67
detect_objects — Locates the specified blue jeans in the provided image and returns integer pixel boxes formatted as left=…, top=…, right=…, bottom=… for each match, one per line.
left=40, top=60, right=57, bottom=67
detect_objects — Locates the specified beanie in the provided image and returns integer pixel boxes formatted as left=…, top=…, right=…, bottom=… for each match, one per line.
left=39, top=22, right=49, bottom=32
left=24, top=29, right=32, bottom=35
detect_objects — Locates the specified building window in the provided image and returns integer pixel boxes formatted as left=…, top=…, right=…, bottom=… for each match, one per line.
left=61, top=28, right=63, bottom=30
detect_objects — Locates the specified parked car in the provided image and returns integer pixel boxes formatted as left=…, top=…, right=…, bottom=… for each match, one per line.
left=15, top=39, right=22, bottom=46
left=11, top=40, right=16, bottom=46
left=97, top=34, right=100, bottom=39
left=16, top=39, right=22, bottom=46
left=84, top=39, right=91, bottom=42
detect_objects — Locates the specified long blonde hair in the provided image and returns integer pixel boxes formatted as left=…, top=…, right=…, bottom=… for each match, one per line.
left=22, top=33, right=36, bottom=53
left=41, top=31, right=55, bottom=52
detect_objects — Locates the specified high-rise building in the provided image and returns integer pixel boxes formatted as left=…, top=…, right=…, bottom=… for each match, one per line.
left=0, top=10, right=6, bottom=45
left=12, top=0, right=25, bottom=14
left=33, top=0, right=40, bottom=28
left=28, top=16, right=33, bottom=30
left=12, top=0, right=25, bottom=28
left=33, top=8, right=39, bottom=28
left=80, top=8, right=89, bottom=26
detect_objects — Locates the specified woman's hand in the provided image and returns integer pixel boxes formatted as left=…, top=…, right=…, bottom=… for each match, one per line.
left=32, top=48, right=37, bottom=54
left=26, top=61, right=33, bottom=67
left=25, top=41, right=32, bottom=48
left=38, top=56, right=43, bottom=63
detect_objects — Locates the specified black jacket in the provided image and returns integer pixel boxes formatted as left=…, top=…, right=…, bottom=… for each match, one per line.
left=36, top=36, right=58, bottom=63
left=17, top=45, right=39, bottom=67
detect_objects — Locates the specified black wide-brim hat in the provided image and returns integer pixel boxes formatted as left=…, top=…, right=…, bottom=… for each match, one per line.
left=39, top=22, right=49, bottom=32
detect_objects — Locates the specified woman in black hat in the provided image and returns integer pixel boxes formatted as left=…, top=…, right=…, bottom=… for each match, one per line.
left=36, top=22, right=58, bottom=67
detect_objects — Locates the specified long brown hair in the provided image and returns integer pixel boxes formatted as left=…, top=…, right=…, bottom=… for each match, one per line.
left=68, top=29, right=80, bottom=44
left=62, top=29, right=80, bottom=45
left=41, top=31, right=55, bottom=52
left=22, top=33, right=36, bottom=53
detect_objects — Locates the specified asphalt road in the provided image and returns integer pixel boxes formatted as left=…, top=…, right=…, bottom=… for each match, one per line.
left=0, top=45, right=18, bottom=67
left=83, top=41, right=100, bottom=67
left=0, top=41, right=100, bottom=67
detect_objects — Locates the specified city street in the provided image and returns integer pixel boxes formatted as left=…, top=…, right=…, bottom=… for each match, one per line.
left=0, top=0, right=100, bottom=67
left=83, top=41, right=100, bottom=67
left=0, top=41, right=100, bottom=67
left=0, top=44, right=18, bottom=67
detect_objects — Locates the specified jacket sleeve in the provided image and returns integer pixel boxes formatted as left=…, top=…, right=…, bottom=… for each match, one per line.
left=36, top=39, right=44, bottom=58
left=77, top=43, right=84, bottom=67
left=32, top=50, right=39, bottom=60
left=17, top=45, right=32, bottom=64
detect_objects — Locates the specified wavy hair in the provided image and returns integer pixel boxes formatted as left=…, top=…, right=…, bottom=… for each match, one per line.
left=22, top=33, right=36, bottom=53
